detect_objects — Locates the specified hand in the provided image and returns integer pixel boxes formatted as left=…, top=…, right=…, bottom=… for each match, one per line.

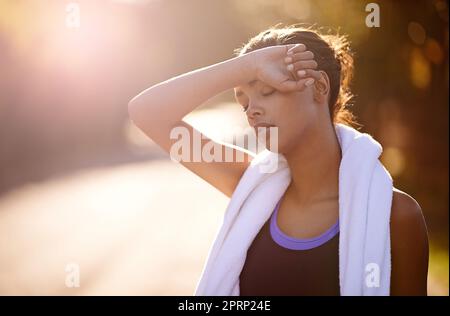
left=251, top=44, right=322, bottom=92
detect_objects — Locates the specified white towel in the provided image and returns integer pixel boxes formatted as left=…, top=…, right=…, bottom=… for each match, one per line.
left=194, top=123, right=393, bottom=296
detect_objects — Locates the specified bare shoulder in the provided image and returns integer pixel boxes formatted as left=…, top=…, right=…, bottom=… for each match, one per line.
left=391, top=187, right=428, bottom=233
left=390, top=187, right=429, bottom=295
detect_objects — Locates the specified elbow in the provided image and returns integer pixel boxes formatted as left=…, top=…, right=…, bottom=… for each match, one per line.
left=127, top=96, right=158, bottom=131
left=127, top=96, right=148, bottom=127
left=127, top=97, right=140, bottom=123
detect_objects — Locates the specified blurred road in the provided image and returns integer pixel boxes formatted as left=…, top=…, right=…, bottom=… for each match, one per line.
left=0, top=158, right=229, bottom=295
left=0, top=103, right=246, bottom=295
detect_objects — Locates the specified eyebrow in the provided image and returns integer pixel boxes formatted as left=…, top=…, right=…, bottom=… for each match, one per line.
left=235, top=79, right=258, bottom=97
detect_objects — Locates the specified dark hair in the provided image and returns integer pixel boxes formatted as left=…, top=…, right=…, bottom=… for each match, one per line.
left=233, top=23, right=361, bottom=129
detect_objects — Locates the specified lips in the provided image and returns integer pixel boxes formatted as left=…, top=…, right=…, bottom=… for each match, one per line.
left=254, top=122, right=276, bottom=128
left=253, top=123, right=277, bottom=142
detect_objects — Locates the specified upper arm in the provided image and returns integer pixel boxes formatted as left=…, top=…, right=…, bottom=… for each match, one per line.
left=129, top=110, right=254, bottom=198
left=390, top=188, right=429, bottom=295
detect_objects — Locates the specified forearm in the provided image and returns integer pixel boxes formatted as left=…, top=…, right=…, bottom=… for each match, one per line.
left=128, top=53, right=256, bottom=128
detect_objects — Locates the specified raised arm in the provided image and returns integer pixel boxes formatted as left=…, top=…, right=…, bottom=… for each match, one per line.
left=128, top=45, right=316, bottom=198
left=127, top=53, right=258, bottom=198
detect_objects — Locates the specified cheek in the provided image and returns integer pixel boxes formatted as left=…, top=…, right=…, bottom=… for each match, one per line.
left=275, top=97, right=315, bottom=149
left=270, top=90, right=314, bottom=124
left=288, top=92, right=317, bottom=122
left=279, top=101, right=311, bottom=129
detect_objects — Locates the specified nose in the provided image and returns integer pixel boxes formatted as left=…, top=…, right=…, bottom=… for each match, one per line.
left=246, top=102, right=264, bottom=120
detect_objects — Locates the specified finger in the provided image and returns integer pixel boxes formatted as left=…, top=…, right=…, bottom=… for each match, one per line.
left=284, top=51, right=314, bottom=63
left=277, top=76, right=314, bottom=93
left=277, top=79, right=302, bottom=92
left=296, top=69, right=323, bottom=81
left=286, top=43, right=306, bottom=55
left=296, top=77, right=317, bottom=91
left=290, top=60, right=318, bottom=70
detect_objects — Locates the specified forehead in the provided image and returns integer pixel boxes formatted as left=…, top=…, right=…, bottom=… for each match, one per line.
left=234, top=79, right=259, bottom=97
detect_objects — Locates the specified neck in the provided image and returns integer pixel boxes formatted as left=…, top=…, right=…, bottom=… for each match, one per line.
left=283, top=119, right=342, bottom=208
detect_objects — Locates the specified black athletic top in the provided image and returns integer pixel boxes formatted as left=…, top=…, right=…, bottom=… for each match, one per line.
left=239, top=199, right=340, bottom=296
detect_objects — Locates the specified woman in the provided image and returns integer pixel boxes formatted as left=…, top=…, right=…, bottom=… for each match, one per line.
left=128, top=25, right=429, bottom=295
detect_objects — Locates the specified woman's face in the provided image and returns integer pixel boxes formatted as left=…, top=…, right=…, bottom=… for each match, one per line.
left=234, top=80, right=320, bottom=154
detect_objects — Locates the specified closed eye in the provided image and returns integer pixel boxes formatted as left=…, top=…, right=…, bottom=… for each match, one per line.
left=241, top=89, right=275, bottom=112
left=262, top=89, right=276, bottom=97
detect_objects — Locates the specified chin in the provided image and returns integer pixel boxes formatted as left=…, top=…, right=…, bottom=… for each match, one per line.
left=263, top=138, right=287, bottom=154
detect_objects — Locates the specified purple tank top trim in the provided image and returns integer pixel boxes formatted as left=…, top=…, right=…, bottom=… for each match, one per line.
left=270, top=199, right=339, bottom=250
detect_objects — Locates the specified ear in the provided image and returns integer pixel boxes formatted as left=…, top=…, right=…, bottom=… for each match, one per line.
left=313, top=71, right=331, bottom=104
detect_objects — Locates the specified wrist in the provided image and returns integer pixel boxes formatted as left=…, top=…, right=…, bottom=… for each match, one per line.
left=234, top=52, right=258, bottom=84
